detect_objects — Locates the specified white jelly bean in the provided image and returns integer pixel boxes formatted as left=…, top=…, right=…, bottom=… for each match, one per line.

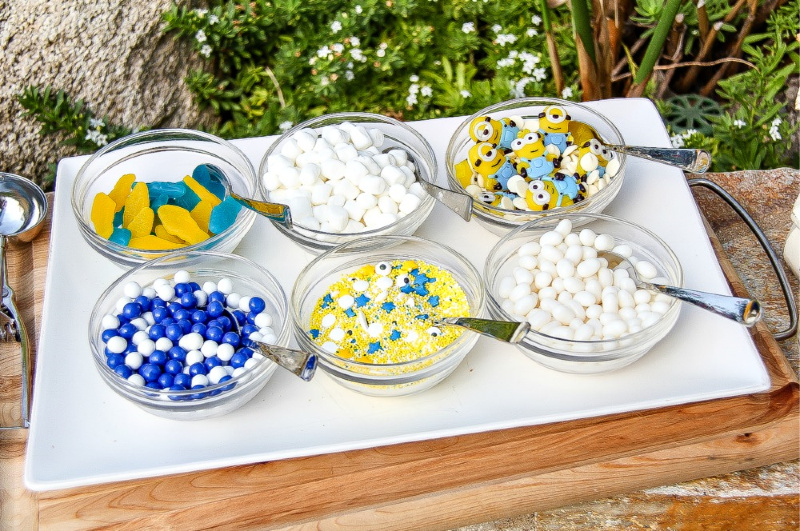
left=556, top=258, right=575, bottom=279
left=534, top=271, right=553, bottom=289
left=576, top=258, right=601, bottom=278
left=519, top=241, right=541, bottom=256
left=537, top=286, right=557, bottom=300
left=573, top=290, right=597, bottom=307
left=514, top=295, right=537, bottom=316
left=579, top=228, right=596, bottom=247
left=518, top=254, right=538, bottom=270
left=526, top=308, right=551, bottom=330
left=563, top=276, right=585, bottom=294
left=508, top=283, right=531, bottom=302
left=635, top=260, right=658, bottom=280
left=594, top=233, right=615, bottom=251
left=554, top=218, right=573, bottom=236
left=539, top=230, right=564, bottom=246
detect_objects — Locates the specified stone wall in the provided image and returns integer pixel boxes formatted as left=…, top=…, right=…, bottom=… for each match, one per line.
left=0, top=0, right=213, bottom=188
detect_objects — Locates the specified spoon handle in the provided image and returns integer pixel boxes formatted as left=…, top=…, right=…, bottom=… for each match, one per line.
left=229, top=191, right=293, bottom=228
left=647, top=282, right=762, bottom=326
left=415, top=179, right=474, bottom=221
left=436, top=317, right=530, bottom=343
left=249, top=341, right=317, bottom=381
left=606, top=144, right=711, bottom=173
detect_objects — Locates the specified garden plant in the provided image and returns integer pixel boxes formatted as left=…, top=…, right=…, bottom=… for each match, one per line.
left=18, top=0, right=799, bottom=189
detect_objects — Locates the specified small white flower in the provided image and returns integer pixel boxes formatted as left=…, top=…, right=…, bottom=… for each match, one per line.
left=532, top=67, right=547, bottom=82
left=769, top=124, right=782, bottom=141
left=496, top=33, right=517, bottom=46
left=200, top=44, right=212, bottom=58
left=561, top=87, right=574, bottom=98
left=492, top=24, right=502, bottom=33
left=350, top=48, right=365, bottom=62
left=208, top=14, right=219, bottom=25
left=409, top=74, right=419, bottom=82
left=317, top=46, right=331, bottom=58
left=332, top=43, right=344, bottom=53
left=331, top=21, right=343, bottom=33
left=406, top=93, right=418, bottom=106
left=670, top=134, right=685, bottom=148
left=195, top=30, right=207, bottom=43
left=355, top=5, right=363, bottom=14
left=771, top=117, right=782, bottom=127
left=345, top=70, right=355, bottom=81
left=408, top=83, right=420, bottom=95
left=526, top=28, right=538, bottom=37
left=462, top=22, right=475, bottom=33
left=531, top=15, right=542, bottom=25
left=279, top=121, right=293, bottom=132
left=89, top=117, right=104, bottom=129
left=510, top=77, right=532, bottom=98
left=421, top=86, right=433, bottom=97
left=733, top=119, right=746, bottom=128
left=683, top=129, right=698, bottom=137
left=195, top=8, right=208, bottom=17
left=320, top=76, right=330, bottom=86
left=379, top=42, right=388, bottom=49
left=497, top=57, right=515, bottom=68
left=350, top=36, right=361, bottom=47
left=85, top=129, right=108, bottom=147
left=460, top=90, right=471, bottom=98
left=376, top=49, right=386, bottom=58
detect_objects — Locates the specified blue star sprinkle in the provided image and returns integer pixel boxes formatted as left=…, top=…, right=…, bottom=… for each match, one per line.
left=368, top=341, right=382, bottom=353
left=344, top=308, right=356, bottom=318
left=428, top=295, right=440, bottom=307
left=310, top=329, right=320, bottom=339
left=354, top=293, right=370, bottom=307
left=321, top=293, right=333, bottom=309
left=381, top=301, right=396, bottom=313
left=389, top=329, right=401, bottom=341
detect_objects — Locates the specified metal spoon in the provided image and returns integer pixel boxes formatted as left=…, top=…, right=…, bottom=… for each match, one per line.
left=568, top=121, right=711, bottom=173
left=222, top=309, right=317, bottom=381
left=196, top=164, right=293, bottom=228
left=0, top=172, right=48, bottom=429
left=598, top=250, right=761, bottom=326
left=435, top=316, right=530, bottom=343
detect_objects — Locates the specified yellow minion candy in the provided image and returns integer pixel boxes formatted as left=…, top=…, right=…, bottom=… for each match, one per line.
left=468, top=116, right=521, bottom=149
left=453, top=159, right=475, bottom=189
left=538, top=105, right=571, bottom=134
left=510, top=130, right=548, bottom=160
left=524, top=179, right=573, bottom=211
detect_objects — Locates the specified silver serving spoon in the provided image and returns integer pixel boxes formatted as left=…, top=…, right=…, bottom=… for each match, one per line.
left=568, top=121, right=711, bottom=173
left=0, top=173, right=48, bottom=429
left=197, top=164, right=293, bottom=228
left=222, top=309, right=317, bottom=381
left=435, top=316, right=530, bottom=343
left=599, top=250, right=761, bottom=326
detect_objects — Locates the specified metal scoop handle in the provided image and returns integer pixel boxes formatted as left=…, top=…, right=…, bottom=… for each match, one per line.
left=642, top=280, right=761, bottom=326
left=228, top=190, right=293, bottom=228
left=246, top=341, right=317, bottom=381
left=436, top=317, right=530, bottom=343
left=605, top=144, right=711, bottom=173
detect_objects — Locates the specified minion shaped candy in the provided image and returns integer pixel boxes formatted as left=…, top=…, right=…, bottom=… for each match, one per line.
left=524, top=179, right=562, bottom=211
left=538, top=105, right=574, bottom=155
left=467, top=142, right=518, bottom=191
left=510, top=131, right=557, bottom=180
left=547, top=173, right=580, bottom=202
left=477, top=190, right=515, bottom=210
left=469, top=115, right=521, bottom=150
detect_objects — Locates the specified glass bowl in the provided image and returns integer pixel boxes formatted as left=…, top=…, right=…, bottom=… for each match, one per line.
left=484, top=213, right=682, bottom=373
left=290, top=235, right=485, bottom=396
left=72, top=129, right=258, bottom=268
left=258, top=112, right=437, bottom=254
left=445, top=98, right=627, bottom=235
left=89, top=250, right=289, bottom=420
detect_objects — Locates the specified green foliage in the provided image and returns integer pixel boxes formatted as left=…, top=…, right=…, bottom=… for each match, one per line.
left=16, top=86, right=137, bottom=188
left=673, top=0, right=800, bottom=171
left=161, top=0, right=579, bottom=138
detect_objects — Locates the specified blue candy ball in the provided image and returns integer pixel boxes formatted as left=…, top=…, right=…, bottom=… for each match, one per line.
left=232, top=309, right=247, bottom=325
left=222, top=331, right=241, bottom=348
left=165, top=359, right=184, bottom=375
left=191, top=310, right=208, bottom=324
left=148, top=324, right=166, bottom=340
left=249, top=297, right=266, bottom=314
left=151, top=297, right=167, bottom=308
left=165, top=323, right=183, bottom=341
left=174, top=373, right=192, bottom=388
left=207, top=300, right=225, bottom=318
left=206, top=325, right=224, bottom=342
left=219, top=375, right=236, bottom=391
left=106, top=353, right=125, bottom=368
left=134, top=295, right=152, bottom=311
left=117, top=322, right=137, bottom=339
left=152, top=306, right=170, bottom=323
left=149, top=350, right=167, bottom=366
left=139, top=363, right=162, bottom=382
left=101, top=329, right=119, bottom=342
left=114, top=364, right=133, bottom=379
left=191, top=323, right=207, bottom=336
left=158, top=373, right=175, bottom=389
left=189, top=362, right=207, bottom=376
left=168, top=346, right=187, bottom=361
left=180, top=291, right=197, bottom=309
left=230, top=351, right=249, bottom=368
left=177, top=318, right=193, bottom=334
left=204, top=356, right=222, bottom=370
left=122, top=302, right=142, bottom=319
left=174, top=282, right=191, bottom=297
left=173, top=308, right=191, bottom=321
left=208, top=291, right=226, bottom=304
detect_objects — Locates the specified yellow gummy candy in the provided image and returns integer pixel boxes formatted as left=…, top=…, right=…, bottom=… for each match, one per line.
left=126, top=206, right=154, bottom=239
left=190, top=200, right=214, bottom=233
left=123, top=182, right=150, bottom=227
left=128, top=235, right=184, bottom=251
left=154, top=224, right=185, bottom=244
left=158, top=204, right=210, bottom=245
left=91, top=192, right=116, bottom=239
left=108, top=173, right=136, bottom=212
left=454, top=159, right=474, bottom=189
left=183, top=176, right=222, bottom=207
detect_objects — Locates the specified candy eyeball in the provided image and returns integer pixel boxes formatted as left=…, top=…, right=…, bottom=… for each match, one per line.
left=375, top=261, right=392, bottom=276
left=545, top=105, right=568, bottom=124
left=394, top=274, right=411, bottom=287
left=478, top=191, right=496, bottom=204
left=426, top=326, right=442, bottom=337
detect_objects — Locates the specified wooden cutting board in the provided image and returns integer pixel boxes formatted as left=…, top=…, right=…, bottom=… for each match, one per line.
left=1, top=190, right=797, bottom=530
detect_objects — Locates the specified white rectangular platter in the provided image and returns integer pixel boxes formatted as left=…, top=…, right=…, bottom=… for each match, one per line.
left=25, top=98, right=770, bottom=491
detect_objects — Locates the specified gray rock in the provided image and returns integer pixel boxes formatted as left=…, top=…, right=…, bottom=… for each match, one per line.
left=0, top=0, right=215, bottom=189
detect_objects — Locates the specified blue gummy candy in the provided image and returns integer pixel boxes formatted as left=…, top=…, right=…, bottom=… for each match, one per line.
left=174, top=184, right=201, bottom=210
left=147, top=181, right=186, bottom=199
left=208, top=196, right=241, bottom=234
left=150, top=193, right=170, bottom=212
left=113, top=210, right=124, bottom=228
left=109, top=227, right=132, bottom=246
left=192, top=164, right=227, bottom=200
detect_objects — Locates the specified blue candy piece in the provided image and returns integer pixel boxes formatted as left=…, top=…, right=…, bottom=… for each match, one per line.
left=113, top=210, right=124, bottom=228
left=208, top=196, right=242, bottom=234
left=147, top=181, right=186, bottom=199
left=150, top=193, right=170, bottom=212
left=109, top=227, right=132, bottom=246
left=174, top=184, right=201, bottom=210
left=192, top=164, right=227, bottom=200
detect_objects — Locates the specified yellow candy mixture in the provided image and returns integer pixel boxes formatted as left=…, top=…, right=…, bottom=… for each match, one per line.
left=308, top=259, right=470, bottom=364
